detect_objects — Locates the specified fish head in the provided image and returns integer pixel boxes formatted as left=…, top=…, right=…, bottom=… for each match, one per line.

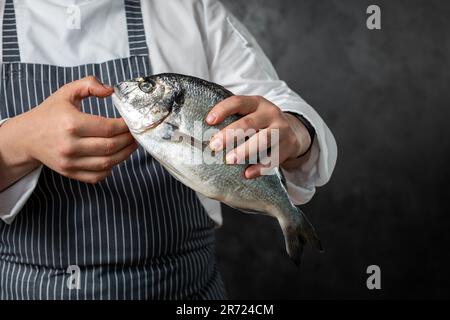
left=113, top=75, right=183, bottom=133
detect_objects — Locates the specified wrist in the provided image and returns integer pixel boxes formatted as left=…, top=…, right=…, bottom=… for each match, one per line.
left=1, top=112, right=41, bottom=167
left=0, top=112, right=42, bottom=191
left=283, top=112, right=313, bottom=158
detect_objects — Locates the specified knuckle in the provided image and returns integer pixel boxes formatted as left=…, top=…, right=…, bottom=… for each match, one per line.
left=230, top=95, right=244, bottom=105
left=58, top=143, right=74, bottom=157
left=90, top=172, right=110, bottom=184
left=104, top=140, right=116, bottom=154
left=86, top=178, right=98, bottom=184
left=224, top=129, right=235, bottom=142
left=102, top=171, right=112, bottom=180
left=253, top=95, right=263, bottom=103
left=212, top=104, right=224, bottom=116
left=126, top=144, right=137, bottom=155
left=62, top=117, right=79, bottom=135
left=100, top=159, right=112, bottom=170
left=94, top=140, right=104, bottom=153
left=60, top=170, right=72, bottom=179
left=58, top=157, right=72, bottom=171
left=104, top=125, right=115, bottom=138
left=287, top=133, right=297, bottom=146
left=278, top=120, right=290, bottom=131
left=85, top=75, right=98, bottom=84
left=268, top=106, right=282, bottom=118
left=242, top=117, right=255, bottom=128
left=87, top=175, right=102, bottom=184
left=285, top=129, right=298, bottom=145
left=280, top=121, right=295, bottom=136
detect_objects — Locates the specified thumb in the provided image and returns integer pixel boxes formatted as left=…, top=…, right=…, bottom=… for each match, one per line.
left=63, top=76, right=113, bottom=103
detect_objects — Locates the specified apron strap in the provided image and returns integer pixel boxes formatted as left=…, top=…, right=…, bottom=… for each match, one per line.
left=1, top=0, right=150, bottom=64
left=2, top=0, right=21, bottom=63
left=124, top=0, right=150, bottom=57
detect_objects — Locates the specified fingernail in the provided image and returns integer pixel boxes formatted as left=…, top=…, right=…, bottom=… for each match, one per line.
left=103, top=84, right=113, bottom=90
left=225, top=152, right=237, bottom=164
left=206, top=113, right=217, bottom=124
left=245, top=169, right=257, bottom=179
left=209, top=137, right=223, bottom=151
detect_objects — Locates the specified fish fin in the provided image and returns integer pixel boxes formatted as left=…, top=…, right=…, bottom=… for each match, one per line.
left=276, top=167, right=287, bottom=189
left=280, top=206, right=323, bottom=267
left=226, top=204, right=265, bottom=215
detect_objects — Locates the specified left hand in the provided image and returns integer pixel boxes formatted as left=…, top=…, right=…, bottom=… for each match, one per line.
left=206, top=95, right=311, bottom=179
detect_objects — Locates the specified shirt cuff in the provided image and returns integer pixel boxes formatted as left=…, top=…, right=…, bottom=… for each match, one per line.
left=277, top=106, right=337, bottom=205
left=281, top=138, right=320, bottom=204
left=0, top=165, right=43, bottom=224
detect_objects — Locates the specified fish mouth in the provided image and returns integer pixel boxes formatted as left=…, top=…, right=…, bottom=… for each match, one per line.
left=113, top=84, right=127, bottom=101
left=111, top=88, right=172, bottom=134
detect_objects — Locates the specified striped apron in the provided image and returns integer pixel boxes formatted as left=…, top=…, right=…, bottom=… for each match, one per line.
left=0, top=0, right=225, bottom=300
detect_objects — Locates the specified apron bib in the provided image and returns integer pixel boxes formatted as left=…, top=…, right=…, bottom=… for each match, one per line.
left=0, top=0, right=225, bottom=300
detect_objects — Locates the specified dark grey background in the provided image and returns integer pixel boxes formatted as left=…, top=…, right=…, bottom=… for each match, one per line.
left=216, top=0, right=450, bottom=299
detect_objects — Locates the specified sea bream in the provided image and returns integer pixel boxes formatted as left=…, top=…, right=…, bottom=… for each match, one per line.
left=112, top=73, right=322, bottom=265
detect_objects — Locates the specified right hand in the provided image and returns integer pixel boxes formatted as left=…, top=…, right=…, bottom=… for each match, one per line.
left=18, top=76, right=138, bottom=184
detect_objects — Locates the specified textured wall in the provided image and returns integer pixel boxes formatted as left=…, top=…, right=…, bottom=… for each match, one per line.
left=216, top=0, right=450, bottom=299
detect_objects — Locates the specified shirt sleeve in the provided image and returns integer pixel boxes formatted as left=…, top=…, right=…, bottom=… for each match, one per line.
left=0, top=119, right=43, bottom=224
left=202, top=0, right=338, bottom=205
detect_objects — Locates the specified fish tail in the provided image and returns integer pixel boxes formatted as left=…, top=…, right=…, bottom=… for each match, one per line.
left=280, top=206, right=323, bottom=266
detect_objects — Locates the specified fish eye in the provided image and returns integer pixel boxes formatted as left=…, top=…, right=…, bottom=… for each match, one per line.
left=139, top=80, right=156, bottom=93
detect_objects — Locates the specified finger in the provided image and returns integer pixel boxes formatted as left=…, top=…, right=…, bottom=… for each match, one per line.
left=67, top=169, right=113, bottom=185
left=62, top=76, right=113, bottom=103
left=244, top=144, right=286, bottom=179
left=209, top=114, right=272, bottom=152
left=244, top=163, right=267, bottom=179
left=74, top=114, right=130, bottom=137
left=75, top=132, right=135, bottom=156
left=224, top=129, right=271, bottom=164
left=67, top=141, right=138, bottom=171
left=206, top=96, right=260, bottom=125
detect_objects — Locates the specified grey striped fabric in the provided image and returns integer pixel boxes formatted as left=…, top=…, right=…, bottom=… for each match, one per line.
left=0, top=0, right=225, bottom=300
left=125, top=0, right=149, bottom=57
left=2, top=0, right=19, bottom=63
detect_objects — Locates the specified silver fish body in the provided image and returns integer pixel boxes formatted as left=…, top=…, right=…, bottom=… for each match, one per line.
left=112, top=73, right=322, bottom=265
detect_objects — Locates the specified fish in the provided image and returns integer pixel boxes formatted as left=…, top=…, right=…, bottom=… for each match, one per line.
left=112, top=73, right=322, bottom=265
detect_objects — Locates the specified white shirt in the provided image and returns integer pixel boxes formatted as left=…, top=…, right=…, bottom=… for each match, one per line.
left=0, top=0, right=337, bottom=224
